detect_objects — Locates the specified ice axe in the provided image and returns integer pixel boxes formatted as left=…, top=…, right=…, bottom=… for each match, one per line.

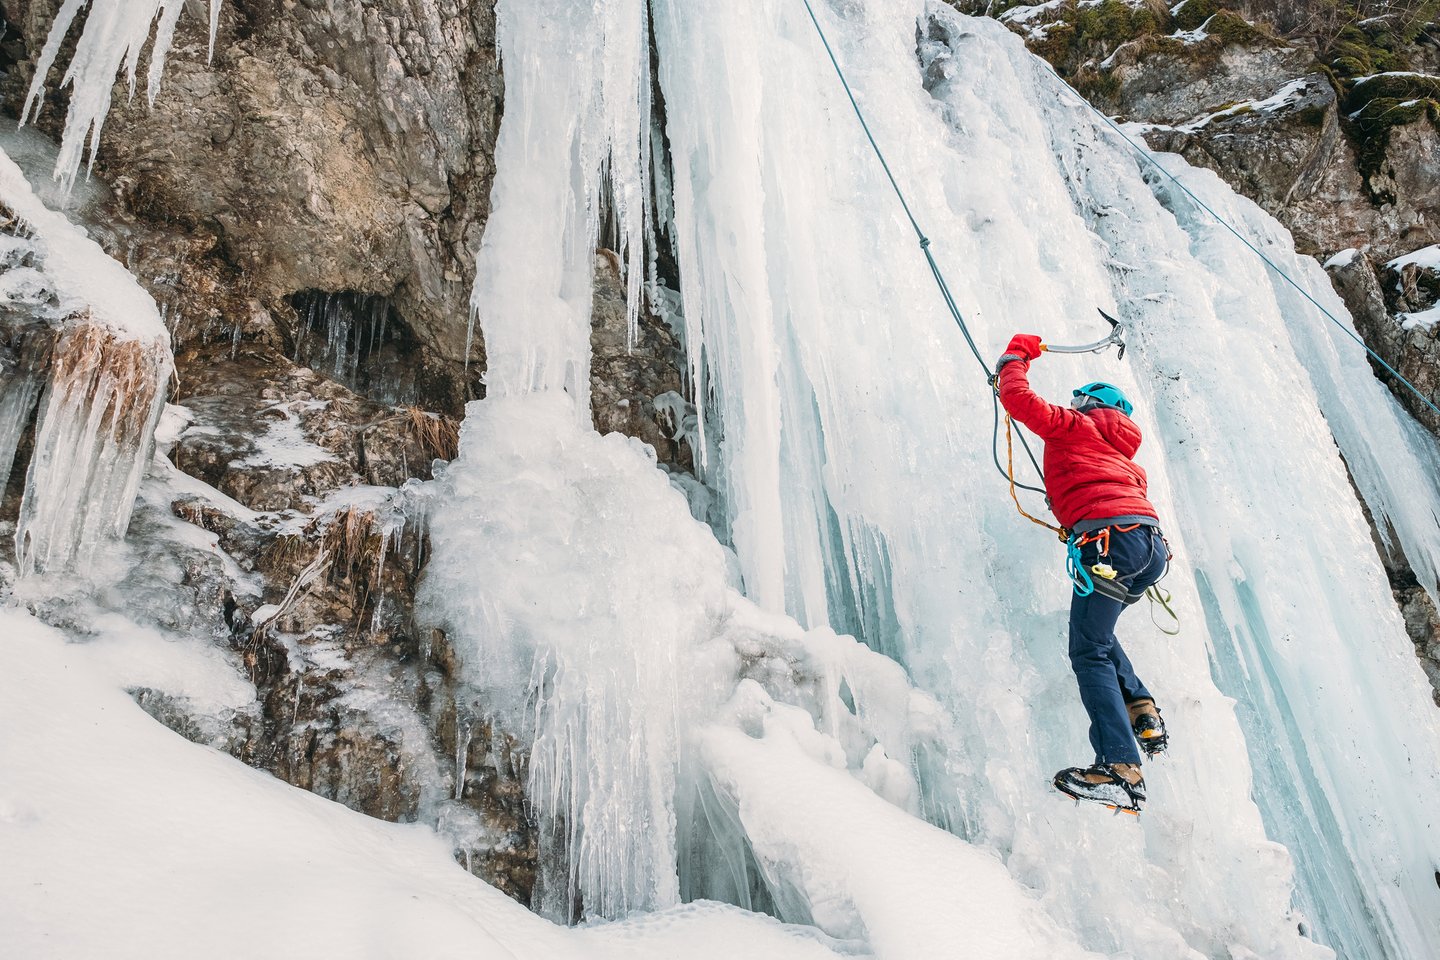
left=1040, top=309, right=1126, bottom=360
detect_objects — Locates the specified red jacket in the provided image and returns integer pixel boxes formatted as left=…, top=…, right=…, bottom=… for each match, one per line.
left=997, top=359, right=1157, bottom=530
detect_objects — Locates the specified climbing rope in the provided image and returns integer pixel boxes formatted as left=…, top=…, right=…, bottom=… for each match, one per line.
left=798, top=0, right=1193, bottom=635
left=797, top=0, right=1049, bottom=498
left=1003, top=413, right=1067, bottom=539
left=1031, top=59, right=1440, bottom=421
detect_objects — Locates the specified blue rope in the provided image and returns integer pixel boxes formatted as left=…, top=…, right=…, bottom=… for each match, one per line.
left=797, top=0, right=1048, bottom=494
left=1067, top=537, right=1095, bottom=597
left=1032, top=60, right=1440, bottom=421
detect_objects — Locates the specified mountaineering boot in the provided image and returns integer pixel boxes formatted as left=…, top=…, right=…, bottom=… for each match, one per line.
left=1128, top=699, right=1168, bottom=758
left=1053, top=762, right=1146, bottom=813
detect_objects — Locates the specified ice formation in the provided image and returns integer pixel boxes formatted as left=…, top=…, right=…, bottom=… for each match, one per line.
left=0, top=148, right=171, bottom=575
left=4, top=0, right=1440, bottom=956
left=22, top=0, right=221, bottom=188
left=467, top=0, right=651, bottom=404
left=420, top=393, right=735, bottom=920
left=426, top=0, right=1440, bottom=956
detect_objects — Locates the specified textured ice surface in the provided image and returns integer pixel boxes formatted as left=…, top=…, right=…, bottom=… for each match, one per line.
left=644, top=1, right=1435, bottom=956
left=419, top=392, right=735, bottom=921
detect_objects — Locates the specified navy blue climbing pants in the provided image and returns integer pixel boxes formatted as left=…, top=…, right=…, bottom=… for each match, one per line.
left=1068, top=524, right=1169, bottom=765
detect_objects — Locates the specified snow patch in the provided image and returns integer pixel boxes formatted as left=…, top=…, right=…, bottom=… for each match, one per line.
left=228, top=401, right=336, bottom=470
left=1178, top=78, right=1316, bottom=132
left=0, top=608, right=847, bottom=960
left=1399, top=304, right=1440, bottom=330
left=1387, top=244, right=1440, bottom=273
left=1323, top=248, right=1361, bottom=270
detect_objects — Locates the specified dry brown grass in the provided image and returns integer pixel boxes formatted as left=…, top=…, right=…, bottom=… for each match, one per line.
left=47, top=317, right=167, bottom=455
left=403, top=406, right=460, bottom=463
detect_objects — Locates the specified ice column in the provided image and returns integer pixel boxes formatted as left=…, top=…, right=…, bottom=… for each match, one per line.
left=0, top=149, right=171, bottom=574
left=468, top=0, right=651, bottom=415
left=429, top=0, right=677, bottom=923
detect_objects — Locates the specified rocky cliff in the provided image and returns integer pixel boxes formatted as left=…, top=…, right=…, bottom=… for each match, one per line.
left=0, top=0, right=696, bottom=906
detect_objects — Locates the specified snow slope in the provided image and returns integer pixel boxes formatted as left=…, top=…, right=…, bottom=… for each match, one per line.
left=0, top=608, right=846, bottom=960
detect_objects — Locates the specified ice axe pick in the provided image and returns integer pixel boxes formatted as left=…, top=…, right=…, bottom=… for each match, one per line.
left=1039, top=309, right=1127, bottom=360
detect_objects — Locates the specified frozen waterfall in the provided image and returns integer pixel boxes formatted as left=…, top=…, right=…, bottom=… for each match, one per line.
left=424, top=0, right=1440, bottom=956
left=24, top=0, right=1437, bottom=955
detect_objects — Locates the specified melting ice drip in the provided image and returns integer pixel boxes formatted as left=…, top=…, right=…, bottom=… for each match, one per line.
left=0, top=0, right=214, bottom=573
left=290, top=291, right=419, bottom=406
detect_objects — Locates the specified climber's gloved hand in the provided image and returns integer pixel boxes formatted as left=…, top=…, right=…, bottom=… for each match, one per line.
left=995, top=333, right=1043, bottom=374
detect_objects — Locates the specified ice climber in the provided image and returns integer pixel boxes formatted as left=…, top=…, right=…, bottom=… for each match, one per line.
left=995, top=333, right=1169, bottom=813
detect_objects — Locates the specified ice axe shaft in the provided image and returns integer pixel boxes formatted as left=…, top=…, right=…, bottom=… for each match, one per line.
left=1040, top=309, right=1127, bottom=359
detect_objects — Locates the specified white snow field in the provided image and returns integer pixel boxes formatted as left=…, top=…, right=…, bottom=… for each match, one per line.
left=4, top=0, right=1440, bottom=958
left=0, top=609, right=847, bottom=960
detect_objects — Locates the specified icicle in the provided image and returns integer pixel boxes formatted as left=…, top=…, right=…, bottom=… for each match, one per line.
left=0, top=332, right=51, bottom=492
left=16, top=319, right=169, bottom=574
left=0, top=147, right=171, bottom=574
left=22, top=0, right=223, bottom=189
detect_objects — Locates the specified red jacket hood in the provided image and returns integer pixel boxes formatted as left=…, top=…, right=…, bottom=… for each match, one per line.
left=1087, top=408, right=1142, bottom=459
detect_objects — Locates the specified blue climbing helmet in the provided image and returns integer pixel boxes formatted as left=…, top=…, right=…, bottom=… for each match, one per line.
left=1072, top=381, right=1133, bottom=417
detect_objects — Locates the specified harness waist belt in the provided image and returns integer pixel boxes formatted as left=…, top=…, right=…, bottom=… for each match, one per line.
left=1070, top=515, right=1160, bottom=537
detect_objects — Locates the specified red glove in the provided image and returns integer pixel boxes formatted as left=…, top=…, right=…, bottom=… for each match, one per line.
left=995, top=333, right=1042, bottom=375
left=1004, top=334, right=1043, bottom=361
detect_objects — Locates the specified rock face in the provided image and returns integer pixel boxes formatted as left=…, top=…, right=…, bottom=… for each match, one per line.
left=0, top=0, right=698, bottom=909
left=2, top=0, right=504, bottom=410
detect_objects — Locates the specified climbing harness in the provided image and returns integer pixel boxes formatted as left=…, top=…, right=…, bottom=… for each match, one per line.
left=1066, top=524, right=1144, bottom=599
left=1065, top=523, right=1181, bottom=634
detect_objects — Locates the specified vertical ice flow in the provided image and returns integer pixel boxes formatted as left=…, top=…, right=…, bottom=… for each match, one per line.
left=646, top=1, right=1439, bottom=958
left=468, top=0, right=650, bottom=413
left=428, top=0, right=685, bottom=923
left=0, top=148, right=171, bottom=575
